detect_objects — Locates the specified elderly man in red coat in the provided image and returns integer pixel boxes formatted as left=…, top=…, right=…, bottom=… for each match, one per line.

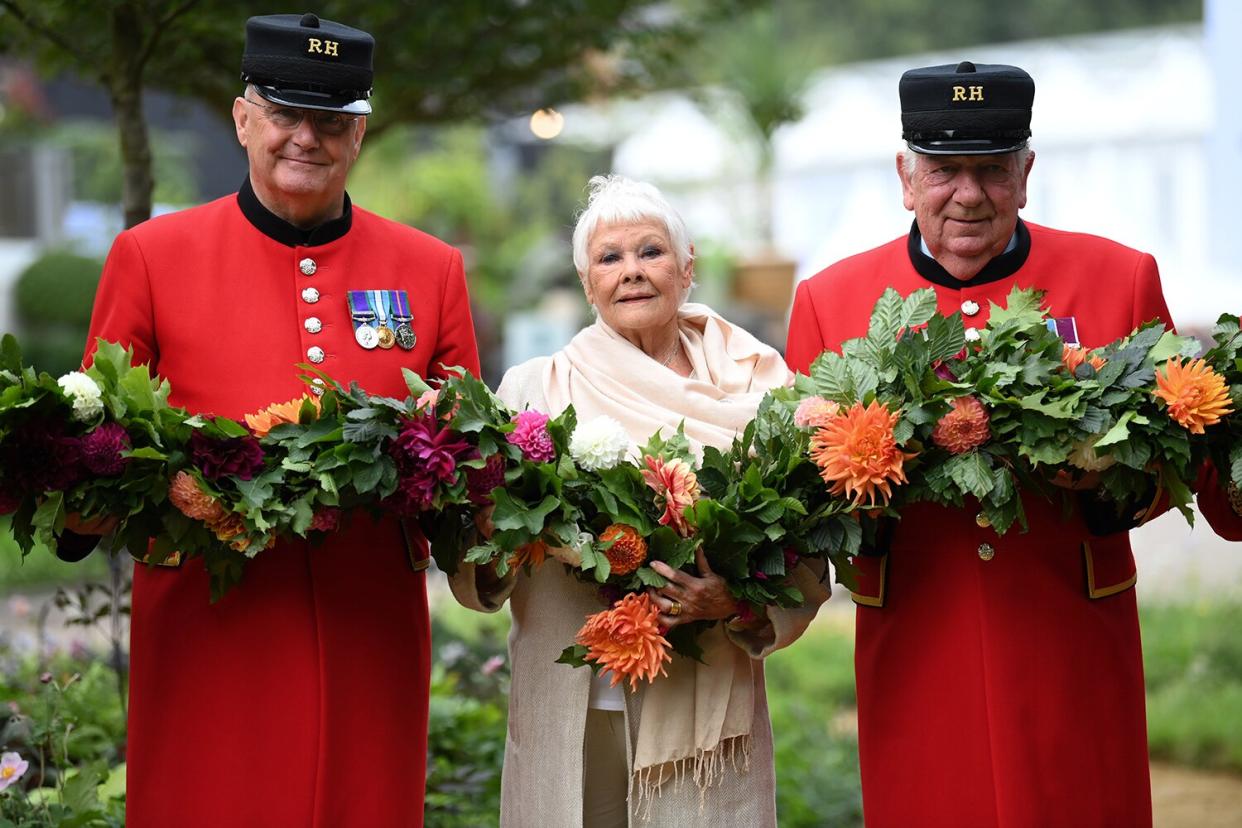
left=74, top=13, right=479, bottom=826
left=787, top=61, right=1239, bottom=827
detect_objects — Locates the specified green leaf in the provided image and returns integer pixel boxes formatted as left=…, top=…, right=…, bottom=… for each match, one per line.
left=352, top=460, right=385, bottom=493
left=556, top=644, right=592, bottom=669
left=945, top=451, right=994, bottom=499
left=636, top=566, right=668, bottom=587
left=1095, top=411, right=1136, bottom=449
left=0, top=334, right=21, bottom=372
left=866, top=288, right=904, bottom=341
left=899, top=288, right=939, bottom=330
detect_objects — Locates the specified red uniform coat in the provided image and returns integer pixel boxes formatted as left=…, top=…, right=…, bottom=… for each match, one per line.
left=85, top=186, right=479, bottom=827
left=786, top=221, right=1167, bottom=828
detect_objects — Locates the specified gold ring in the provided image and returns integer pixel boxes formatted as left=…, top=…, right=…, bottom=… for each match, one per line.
left=667, top=600, right=682, bottom=617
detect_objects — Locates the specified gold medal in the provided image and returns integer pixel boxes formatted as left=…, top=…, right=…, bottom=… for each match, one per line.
left=377, top=325, right=396, bottom=349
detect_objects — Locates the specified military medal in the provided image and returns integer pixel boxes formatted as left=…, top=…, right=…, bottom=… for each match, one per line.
left=347, top=291, right=379, bottom=350
left=392, top=290, right=417, bottom=350
left=372, top=289, right=396, bottom=349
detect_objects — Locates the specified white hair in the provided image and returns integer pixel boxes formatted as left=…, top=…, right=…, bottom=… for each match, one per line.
left=900, top=145, right=1032, bottom=177
left=571, top=175, right=693, bottom=277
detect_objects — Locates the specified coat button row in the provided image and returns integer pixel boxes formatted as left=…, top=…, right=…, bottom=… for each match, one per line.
left=310, top=378, right=326, bottom=397
left=300, top=257, right=317, bottom=276
left=977, top=542, right=995, bottom=561
left=307, top=346, right=325, bottom=364
left=962, top=300, right=980, bottom=317
left=304, top=316, right=322, bottom=334
left=302, top=287, right=320, bottom=304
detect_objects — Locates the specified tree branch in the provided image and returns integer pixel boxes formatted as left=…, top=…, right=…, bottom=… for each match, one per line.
left=136, top=0, right=201, bottom=71
left=0, top=0, right=90, bottom=64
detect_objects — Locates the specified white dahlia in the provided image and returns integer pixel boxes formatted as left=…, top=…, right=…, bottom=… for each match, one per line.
left=569, top=415, right=631, bottom=471
left=57, top=371, right=104, bottom=422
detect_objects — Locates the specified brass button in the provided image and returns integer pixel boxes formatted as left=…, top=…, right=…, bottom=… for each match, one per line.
left=299, top=257, right=317, bottom=276
left=977, top=542, right=995, bottom=561
left=975, top=512, right=991, bottom=528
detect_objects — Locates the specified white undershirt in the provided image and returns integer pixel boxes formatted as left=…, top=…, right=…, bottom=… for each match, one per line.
left=588, top=671, right=626, bottom=711
left=920, top=230, right=1018, bottom=260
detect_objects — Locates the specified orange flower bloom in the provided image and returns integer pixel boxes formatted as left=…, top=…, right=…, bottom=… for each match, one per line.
left=640, top=456, right=700, bottom=537
left=209, top=511, right=246, bottom=542
left=931, top=396, right=991, bottom=454
left=575, top=592, right=671, bottom=690
left=810, top=400, right=914, bottom=508
left=600, top=524, right=648, bottom=576
left=245, top=395, right=321, bottom=437
left=1154, top=357, right=1234, bottom=434
left=168, top=471, right=225, bottom=523
left=1062, top=345, right=1107, bottom=375
left=507, top=539, right=549, bottom=569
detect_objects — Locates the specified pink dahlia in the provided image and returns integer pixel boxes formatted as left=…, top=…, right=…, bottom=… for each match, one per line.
left=931, top=396, right=991, bottom=454
left=508, top=410, right=556, bottom=463
left=641, top=455, right=701, bottom=537
left=794, top=396, right=842, bottom=429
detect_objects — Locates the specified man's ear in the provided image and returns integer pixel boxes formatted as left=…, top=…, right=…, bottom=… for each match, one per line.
left=896, top=152, right=916, bottom=212
left=232, top=97, right=250, bottom=148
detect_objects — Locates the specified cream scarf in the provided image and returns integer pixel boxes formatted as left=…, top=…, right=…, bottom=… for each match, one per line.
left=541, top=302, right=791, bottom=803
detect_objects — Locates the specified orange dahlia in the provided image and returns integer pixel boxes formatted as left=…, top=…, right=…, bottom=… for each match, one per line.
left=1154, top=357, right=1234, bottom=434
left=640, top=455, right=700, bottom=537
left=931, top=396, right=991, bottom=454
left=575, top=592, right=671, bottom=690
left=245, top=395, right=321, bottom=437
left=168, top=471, right=226, bottom=523
left=810, top=400, right=915, bottom=508
left=507, top=539, right=549, bottom=569
left=599, top=524, right=648, bottom=576
left=1062, top=345, right=1107, bottom=375
left=208, top=511, right=246, bottom=542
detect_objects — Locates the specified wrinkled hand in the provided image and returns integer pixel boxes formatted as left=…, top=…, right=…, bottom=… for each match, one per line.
left=647, top=546, right=736, bottom=629
left=64, top=513, right=119, bottom=536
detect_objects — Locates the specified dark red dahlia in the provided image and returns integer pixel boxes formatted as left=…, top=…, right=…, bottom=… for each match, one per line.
left=80, top=423, right=131, bottom=476
left=189, top=430, right=265, bottom=481
left=465, top=453, right=506, bottom=505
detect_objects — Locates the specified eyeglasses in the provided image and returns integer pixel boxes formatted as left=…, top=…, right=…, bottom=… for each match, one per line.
left=243, top=96, right=358, bottom=136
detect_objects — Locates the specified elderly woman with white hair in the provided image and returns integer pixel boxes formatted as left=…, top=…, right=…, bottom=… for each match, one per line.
left=450, top=175, right=829, bottom=827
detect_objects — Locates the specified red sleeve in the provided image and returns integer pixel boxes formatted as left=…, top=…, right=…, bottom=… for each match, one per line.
left=785, top=279, right=827, bottom=375
left=428, top=248, right=481, bottom=380
left=83, top=230, right=158, bottom=369
left=1131, top=253, right=1173, bottom=330
left=1196, top=464, right=1242, bottom=542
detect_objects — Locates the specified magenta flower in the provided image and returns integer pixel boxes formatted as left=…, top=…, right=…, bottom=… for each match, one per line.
left=0, top=751, right=28, bottom=792
left=189, top=430, right=265, bottom=481
left=508, top=410, right=555, bottom=463
left=81, top=422, right=131, bottom=476
left=465, top=453, right=506, bottom=505
left=386, top=414, right=475, bottom=515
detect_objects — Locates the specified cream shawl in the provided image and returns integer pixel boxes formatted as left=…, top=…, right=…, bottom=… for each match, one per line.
left=539, top=302, right=792, bottom=801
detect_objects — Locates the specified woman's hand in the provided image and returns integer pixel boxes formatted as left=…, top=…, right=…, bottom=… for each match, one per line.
left=647, top=546, right=736, bottom=629
left=64, top=513, right=119, bottom=535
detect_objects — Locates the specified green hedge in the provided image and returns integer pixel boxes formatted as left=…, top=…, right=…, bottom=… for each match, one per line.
left=10, top=250, right=101, bottom=378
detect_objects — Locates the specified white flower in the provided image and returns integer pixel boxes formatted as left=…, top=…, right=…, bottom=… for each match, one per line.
left=57, top=371, right=104, bottom=422
left=569, top=415, right=631, bottom=471
left=1067, top=435, right=1116, bottom=473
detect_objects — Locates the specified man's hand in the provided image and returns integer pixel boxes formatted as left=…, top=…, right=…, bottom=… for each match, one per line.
left=647, top=546, right=736, bottom=629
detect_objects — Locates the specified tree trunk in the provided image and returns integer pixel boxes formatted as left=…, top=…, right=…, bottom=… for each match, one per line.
left=108, top=3, right=154, bottom=229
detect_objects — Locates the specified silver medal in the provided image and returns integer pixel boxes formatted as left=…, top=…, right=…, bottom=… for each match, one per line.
left=355, top=323, right=379, bottom=350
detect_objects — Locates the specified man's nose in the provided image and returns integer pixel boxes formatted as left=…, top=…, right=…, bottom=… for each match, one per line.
left=953, top=171, right=986, bottom=205
left=290, top=115, right=320, bottom=148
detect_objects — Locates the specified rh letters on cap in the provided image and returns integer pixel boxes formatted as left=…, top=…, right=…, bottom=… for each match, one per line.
left=307, top=38, right=340, bottom=56
left=952, top=85, right=984, bottom=102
